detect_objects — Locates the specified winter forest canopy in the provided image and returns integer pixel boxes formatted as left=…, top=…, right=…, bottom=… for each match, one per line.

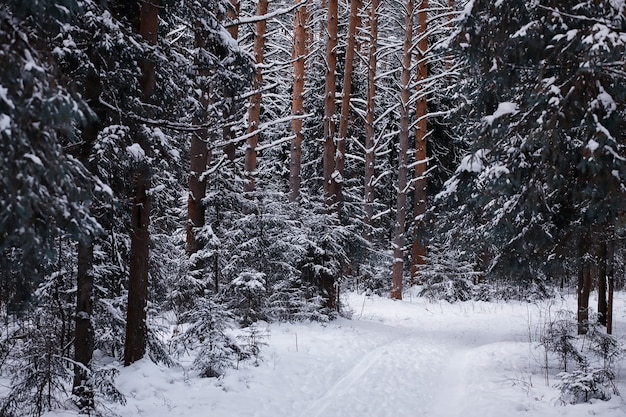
left=0, top=0, right=625, bottom=415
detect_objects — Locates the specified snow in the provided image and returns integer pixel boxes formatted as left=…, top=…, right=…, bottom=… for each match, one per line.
left=0, top=85, right=14, bottom=109
left=587, top=139, right=600, bottom=153
left=0, top=114, right=10, bottom=132
left=484, top=102, right=519, bottom=125
left=457, top=149, right=488, bottom=173
left=24, top=152, right=43, bottom=166
left=126, top=143, right=146, bottom=161
left=40, top=291, right=626, bottom=417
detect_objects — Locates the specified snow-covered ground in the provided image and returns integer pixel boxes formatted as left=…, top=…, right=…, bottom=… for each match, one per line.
left=46, top=290, right=626, bottom=416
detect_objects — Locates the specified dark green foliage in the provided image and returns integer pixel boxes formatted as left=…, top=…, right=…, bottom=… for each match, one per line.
left=0, top=10, right=99, bottom=262
left=434, top=0, right=626, bottom=288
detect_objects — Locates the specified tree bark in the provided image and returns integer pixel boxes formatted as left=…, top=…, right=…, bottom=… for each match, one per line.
left=363, top=0, right=380, bottom=241
left=334, top=0, right=360, bottom=215
left=391, top=0, right=414, bottom=300
left=125, top=0, right=158, bottom=367
left=606, top=233, right=615, bottom=334
left=186, top=24, right=213, bottom=255
left=72, top=64, right=103, bottom=409
left=597, top=239, right=607, bottom=326
left=577, top=231, right=591, bottom=335
left=244, top=0, right=269, bottom=196
left=223, top=0, right=240, bottom=162
left=73, top=239, right=94, bottom=409
left=289, top=1, right=308, bottom=203
left=323, top=0, right=339, bottom=210
left=410, top=0, right=428, bottom=285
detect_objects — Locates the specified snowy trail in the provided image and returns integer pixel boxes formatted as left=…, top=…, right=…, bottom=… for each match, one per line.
left=53, top=292, right=626, bottom=417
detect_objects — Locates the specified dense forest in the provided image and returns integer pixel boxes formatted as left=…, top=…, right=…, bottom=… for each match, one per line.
left=1, top=0, right=625, bottom=415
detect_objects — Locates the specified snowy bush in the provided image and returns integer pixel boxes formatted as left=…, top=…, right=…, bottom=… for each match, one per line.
left=174, top=297, right=237, bottom=378
left=556, top=368, right=614, bottom=404
left=418, top=244, right=479, bottom=302
left=540, top=310, right=584, bottom=372
left=231, top=270, right=267, bottom=326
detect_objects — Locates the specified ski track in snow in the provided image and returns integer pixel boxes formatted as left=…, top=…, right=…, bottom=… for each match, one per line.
left=297, top=309, right=510, bottom=417
left=40, top=293, right=626, bottom=417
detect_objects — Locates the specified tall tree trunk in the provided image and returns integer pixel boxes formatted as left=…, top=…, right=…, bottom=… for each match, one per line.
left=244, top=0, right=269, bottom=196
left=606, top=236, right=615, bottom=334
left=410, top=0, right=428, bottom=285
left=391, top=0, right=414, bottom=300
left=73, top=239, right=94, bottom=409
left=334, top=0, right=360, bottom=215
left=577, top=230, right=591, bottom=335
left=323, top=0, right=339, bottom=210
left=223, top=0, right=240, bottom=162
left=72, top=67, right=103, bottom=409
left=125, top=0, right=158, bottom=366
left=186, top=24, right=214, bottom=255
left=363, top=0, right=380, bottom=241
left=289, top=1, right=308, bottom=203
left=597, top=239, right=607, bottom=326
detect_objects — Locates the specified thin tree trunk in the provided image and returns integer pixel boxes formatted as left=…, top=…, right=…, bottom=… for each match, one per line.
left=223, top=0, right=240, bottom=162
left=73, top=240, right=94, bottom=409
left=334, top=0, right=360, bottom=215
left=606, top=233, right=615, bottom=334
left=598, top=240, right=607, bottom=326
left=72, top=65, right=103, bottom=409
left=323, top=0, right=339, bottom=209
left=363, top=0, right=379, bottom=241
left=186, top=25, right=213, bottom=255
left=244, top=0, right=269, bottom=195
left=289, top=1, right=308, bottom=203
left=125, top=0, right=158, bottom=366
left=391, top=0, right=414, bottom=300
left=410, top=0, right=428, bottom=285
left=577, top=231, right=591, bottom=335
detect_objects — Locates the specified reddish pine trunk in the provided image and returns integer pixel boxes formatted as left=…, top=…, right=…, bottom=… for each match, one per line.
left=410, top=0, right=428, bottom=285
left=244, top=0, right=269, bottom=195
left=391, top=0, right=414, bottom=300
left=223, top=0, right=240, bottom=161
left=334, top=0, right=360, bottom=215
left=363, top=0, right=380, bottom=241
left=289, top=2, right=308, bottom=202
left=323, top=0, right=339, bottom=210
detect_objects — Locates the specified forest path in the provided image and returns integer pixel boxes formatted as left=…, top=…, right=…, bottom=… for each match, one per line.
left=295, top=296, right=520, bottom=417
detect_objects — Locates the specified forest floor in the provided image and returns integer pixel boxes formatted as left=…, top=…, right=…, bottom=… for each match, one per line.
left=47, top=289, right=626, bottom=417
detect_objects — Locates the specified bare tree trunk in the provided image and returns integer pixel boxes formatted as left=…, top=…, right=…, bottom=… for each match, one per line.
left=73, top=239, right=94, bottom=409
left=598, top=239, right=607, bottom=326
left=391, top=0, right=414, bottom=300
left=125, top=0, right=158, bottom=367
left=606, top=233, right=615, bottom=334
left=244, top=0, right=269, bottom=196
left=223, top=0, right=240, bottom=162
left=323, top=0, right=339, bottom=210
left=289, top=1, right=308, bottom=203
left=577, top=230, right=591, bottom=335
left=186, top=24, right=214, bottom=255
left=72, top=64, right=104, bottom=409
left=334, top=0, right=360, bottom=215
left=410, top=0, right=428, bottom=285
left=363, top=0, right=380, bottom=241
